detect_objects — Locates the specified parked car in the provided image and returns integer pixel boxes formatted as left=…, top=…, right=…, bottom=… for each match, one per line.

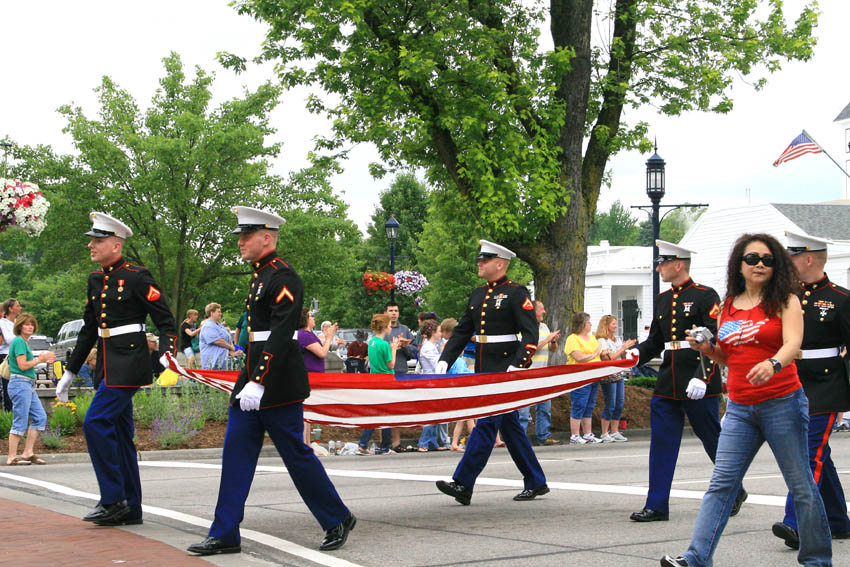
left=29, top=334, right=53, bottom=383
left=51, top=319, right=84, bottom=363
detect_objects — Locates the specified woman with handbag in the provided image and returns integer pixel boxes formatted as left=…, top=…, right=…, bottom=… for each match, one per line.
left=0, top=298, right=21, bottom=412
left=595, top=315, right=636, bottom=442
left=5, top=313, right=55, bottom=466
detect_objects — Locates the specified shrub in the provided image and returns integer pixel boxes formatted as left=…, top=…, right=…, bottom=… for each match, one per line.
left=74, top=392, right=95, bottom=426
left=49, top=404, right=77, bottom=436
left=134, top=386, right=178, bottom=427
left=41, top=426, right=65, bottom=449
left=181, top=382, right=230, bottom=423
left=151, top=407, right=200, bottom=449
left=627, top=376, right=657, bottom=390
left=0, top=410, right=12, bottom=440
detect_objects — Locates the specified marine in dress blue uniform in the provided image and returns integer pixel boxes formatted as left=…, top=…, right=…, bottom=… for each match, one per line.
left=434, top=240, right=548, bottom=505
left=56, top=212, right=178, bottom=526
left=630, top=241, right=746, bottom=522
left=773, top=232, right=850, bottom=548
left=187, top=207, right=353, bottom=557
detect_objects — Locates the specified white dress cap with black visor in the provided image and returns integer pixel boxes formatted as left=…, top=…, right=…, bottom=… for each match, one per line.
left=476, top=239, right=516, bottom=261
left=85, top=212, right=133, bottom=239
left=655, top=239, right=695, bottom=264
left=231, top=206, right=286, bottom=234
left=785, top=231, right=829, bottom=256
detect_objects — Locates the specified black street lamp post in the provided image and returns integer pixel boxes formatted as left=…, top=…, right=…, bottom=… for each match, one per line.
left=632, top=145, right=707, bottom=310
left=385, top=214, right=400, bottom=302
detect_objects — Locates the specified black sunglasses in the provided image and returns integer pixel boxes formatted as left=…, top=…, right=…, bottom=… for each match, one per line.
left=741, top=253, right=775, bottom=267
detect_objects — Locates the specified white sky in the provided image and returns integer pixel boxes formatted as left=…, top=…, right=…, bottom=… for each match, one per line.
left=2, top=0, right=848, bottom=235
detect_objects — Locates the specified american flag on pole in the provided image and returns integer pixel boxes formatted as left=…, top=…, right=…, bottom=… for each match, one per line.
left=164, top=354, right=635, bottom=428
left=773, top=131, right=822, bottom=167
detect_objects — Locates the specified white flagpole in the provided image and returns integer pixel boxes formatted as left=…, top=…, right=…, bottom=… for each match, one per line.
left=803, top=129, right=850, bottom=181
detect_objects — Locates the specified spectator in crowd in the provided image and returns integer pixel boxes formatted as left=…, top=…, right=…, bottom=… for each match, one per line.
left=385, top=301, right=417, bottom=452
left=147, top=334, right=165, bottom=378
left=661, top=233, right=831, bottom=567
left=358, top=313, right=399, bottom=455
left=564, top=311, right=609, bottom=445
left=199, top=303, right=241, bottom=370
left=5, top=313, right=55, bottom=466
left=410, top=311, right=439, bottom=355
left=440, top=317, right=475, bottom=451
left=517, top=300, right=562, bottom=445
left=345, top=330, right=369, bottom=373
left=297, top=308, right=336, bottom=449
left=179, top=309, right=201, bottom=368
left=595, top=315, right=636, bottom=443
left=0, top=298, right=22, bottom=411
left=77, top=349, right=97, bottom=388
left=321, top=320, right=347, bottom=353
left=233, top=311, right=250, bottom=355
left=417, top=319, right=449, bottom=452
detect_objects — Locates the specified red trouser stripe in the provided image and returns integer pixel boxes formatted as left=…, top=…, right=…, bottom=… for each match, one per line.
left=812, top=412, right=837, bottom=484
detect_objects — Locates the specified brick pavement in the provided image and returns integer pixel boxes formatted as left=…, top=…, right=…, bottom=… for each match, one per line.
left=0, top=498, right=214, bottom=567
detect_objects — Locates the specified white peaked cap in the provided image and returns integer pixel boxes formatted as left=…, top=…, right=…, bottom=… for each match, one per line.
left=655, top=239, right=695, bottom=262
left=477, top=239, right=516, bottom=260
left=85, top=211, right=133, bottom=239
left=785, top=231, right=829, bottom=255
left=231, top=206, right=285, bottom=234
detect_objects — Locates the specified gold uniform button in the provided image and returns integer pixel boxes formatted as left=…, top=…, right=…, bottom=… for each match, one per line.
left=825, top=369, right=829, bottom=374
left=102, top=293, right=106, bottom=298
left=101, top=304, right=106, bottom=308
left=247, top=316, right=251, bottom=321
left=685, top=313, right=690, bottom=317
left=671, top=319, right=676, bottom=324
left=672, top=310, right=677, bottom=315
left=264, top=356, right=269, bottom=360
left=820, top=317, right=824, bottom=322
left=671, top=327, right=676, bottom=332
left=104, top=276, right=109, bottom=281
left=805, top=291, right=811, bottom=296
left=247, top=327, right=252, bottom=332
left=672, top=302, right=677, bottom=307
left=259, top=366, right=264, bottom=370
left=673, top=294, right=678, bottom=299
left=802, top=300, right=808, bottom=305
left=101, top=323, right=107, bottom=328
left=671, top=335, right=677, bottom=340
left=658, top=315, right=663, bottom=319
left=100, top=313, right=106, bottom=318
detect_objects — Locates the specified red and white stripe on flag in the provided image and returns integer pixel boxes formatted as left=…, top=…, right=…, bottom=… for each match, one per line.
left=773, top=132, right=822, bottom=167
left=164, top=354, right=635, bottom=428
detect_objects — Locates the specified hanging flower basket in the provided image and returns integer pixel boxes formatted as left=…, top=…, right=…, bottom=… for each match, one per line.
left=362, top=271, right=396, bottom=294
left=394, top=270, right=429, bottom=296
left=0, top=179, right=50, bottom=237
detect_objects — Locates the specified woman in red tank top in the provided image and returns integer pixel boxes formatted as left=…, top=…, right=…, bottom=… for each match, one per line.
left=661, top=234, right=831, bottom=567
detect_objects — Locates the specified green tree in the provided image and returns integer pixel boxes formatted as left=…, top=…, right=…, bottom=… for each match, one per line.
left=637, top=205, right=707, bottom=246
left=207, top=2, right=818, bottom=361
left=588, top=200, right=640, bottom=246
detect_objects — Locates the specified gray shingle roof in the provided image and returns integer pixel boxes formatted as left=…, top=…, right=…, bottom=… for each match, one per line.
left=772, top=203, right=850, bottom=240
left=835, top=101, right=850, bottom=122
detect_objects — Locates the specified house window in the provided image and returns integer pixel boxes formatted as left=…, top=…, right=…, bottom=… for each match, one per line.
left=846, top=128, right=850, bottom=153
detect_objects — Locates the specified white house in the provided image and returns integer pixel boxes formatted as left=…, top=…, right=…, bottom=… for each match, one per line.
left=581, top=202, right=850, bottom=339
left=834, top=101, right=850, bottom=199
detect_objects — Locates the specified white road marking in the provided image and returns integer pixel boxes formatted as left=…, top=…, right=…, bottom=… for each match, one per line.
left=0, top=471, right=364, bottom=567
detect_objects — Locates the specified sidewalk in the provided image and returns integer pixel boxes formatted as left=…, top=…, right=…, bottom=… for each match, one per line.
left=0, top=497, right=215, bottom=567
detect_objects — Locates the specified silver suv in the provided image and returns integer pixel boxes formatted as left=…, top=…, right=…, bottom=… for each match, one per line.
left=51, top=319, right=84, bottom=363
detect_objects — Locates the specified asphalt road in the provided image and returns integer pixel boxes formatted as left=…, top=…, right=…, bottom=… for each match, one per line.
left=2, top=431, right=849, bottom=567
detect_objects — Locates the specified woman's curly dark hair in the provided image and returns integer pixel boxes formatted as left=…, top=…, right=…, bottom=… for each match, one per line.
left=724, top=233, right=798, bottom=318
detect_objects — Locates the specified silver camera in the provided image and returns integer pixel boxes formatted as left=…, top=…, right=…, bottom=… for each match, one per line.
left=690, top=327, right=714, bottom=344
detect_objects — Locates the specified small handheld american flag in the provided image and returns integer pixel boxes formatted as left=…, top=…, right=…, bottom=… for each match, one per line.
left=773, top=131, right=822, bottom=166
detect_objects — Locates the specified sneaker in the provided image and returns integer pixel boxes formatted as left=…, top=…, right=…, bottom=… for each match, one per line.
left=569, top=434, right=587, bottom=445
left=599, top=433, right=614, bottom=443
left=660, top=555, right=689, bottom=566
left=582, top=433, right=603, bottom=444
left=610, top=432, right=628, bottom=442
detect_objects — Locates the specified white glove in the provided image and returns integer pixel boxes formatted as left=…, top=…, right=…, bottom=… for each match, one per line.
left=56, top=370, right=75, bottom=403
left=436, top=361, right=448, bottom=374
left=507, top=365, right=521, bottom=372
left=627, top=348, right=640, bottom=359
left=686, top=378, right=707, bottom=400
left=159, top=354, right=169, bottom=370
left=235, top=381, right=264, bottom=411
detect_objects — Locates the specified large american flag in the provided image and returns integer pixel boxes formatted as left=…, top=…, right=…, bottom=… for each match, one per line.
left=773, top=132, right=822, bottom=167
left=164, top=354, right=635, bottom=428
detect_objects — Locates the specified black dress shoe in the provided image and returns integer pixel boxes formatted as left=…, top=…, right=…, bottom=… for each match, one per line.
left=320, top=513, right=356, bottom=551
left=82, top=503, right=106, bottom=522
left=187, top=537, right=241, bottom=555
left=772, top=522, right=800, bottom=550
left=436, top=480, right=472, bottom=505
left=513, top=484, right=550, bottom=501
left=730, top=487, right=748, bottom=516
left=630, top=508, right=669, bottom=522
left=660, top=555, right=689, bottom=566
left=92, top=501, right=141, bottom=526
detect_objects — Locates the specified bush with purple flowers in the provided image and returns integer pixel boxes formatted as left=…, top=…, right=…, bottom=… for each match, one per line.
left=151, top=407, right=200, bottom=449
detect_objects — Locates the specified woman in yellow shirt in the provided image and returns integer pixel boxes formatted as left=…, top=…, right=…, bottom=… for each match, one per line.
left=564, top=312, right=609, bottom=444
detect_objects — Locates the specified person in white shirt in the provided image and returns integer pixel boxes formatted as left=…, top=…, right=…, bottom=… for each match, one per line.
left=0, top=298, right=22, bottom=411
left=517, top=300, right=562, bottom=445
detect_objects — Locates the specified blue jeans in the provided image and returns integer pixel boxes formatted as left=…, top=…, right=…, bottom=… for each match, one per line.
left=8, top=376, right=47, bottom=436
left=682, top=389, right=831, bottom=567
left=517, top=400, right=552, bottom=441
left=569, top=382, right=599, bottom=419
left=600, top=379, right=625, bottom=421
left=359, top=428, right=391, bottom=450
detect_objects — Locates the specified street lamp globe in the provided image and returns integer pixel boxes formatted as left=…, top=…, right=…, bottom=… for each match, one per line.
left=645, top=148, right=665, bottom=202
left=384, top=214, right=400, bottom=241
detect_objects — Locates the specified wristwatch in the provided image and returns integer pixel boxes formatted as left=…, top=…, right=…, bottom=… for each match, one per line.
left=767, top=358, right=782, bottom=374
